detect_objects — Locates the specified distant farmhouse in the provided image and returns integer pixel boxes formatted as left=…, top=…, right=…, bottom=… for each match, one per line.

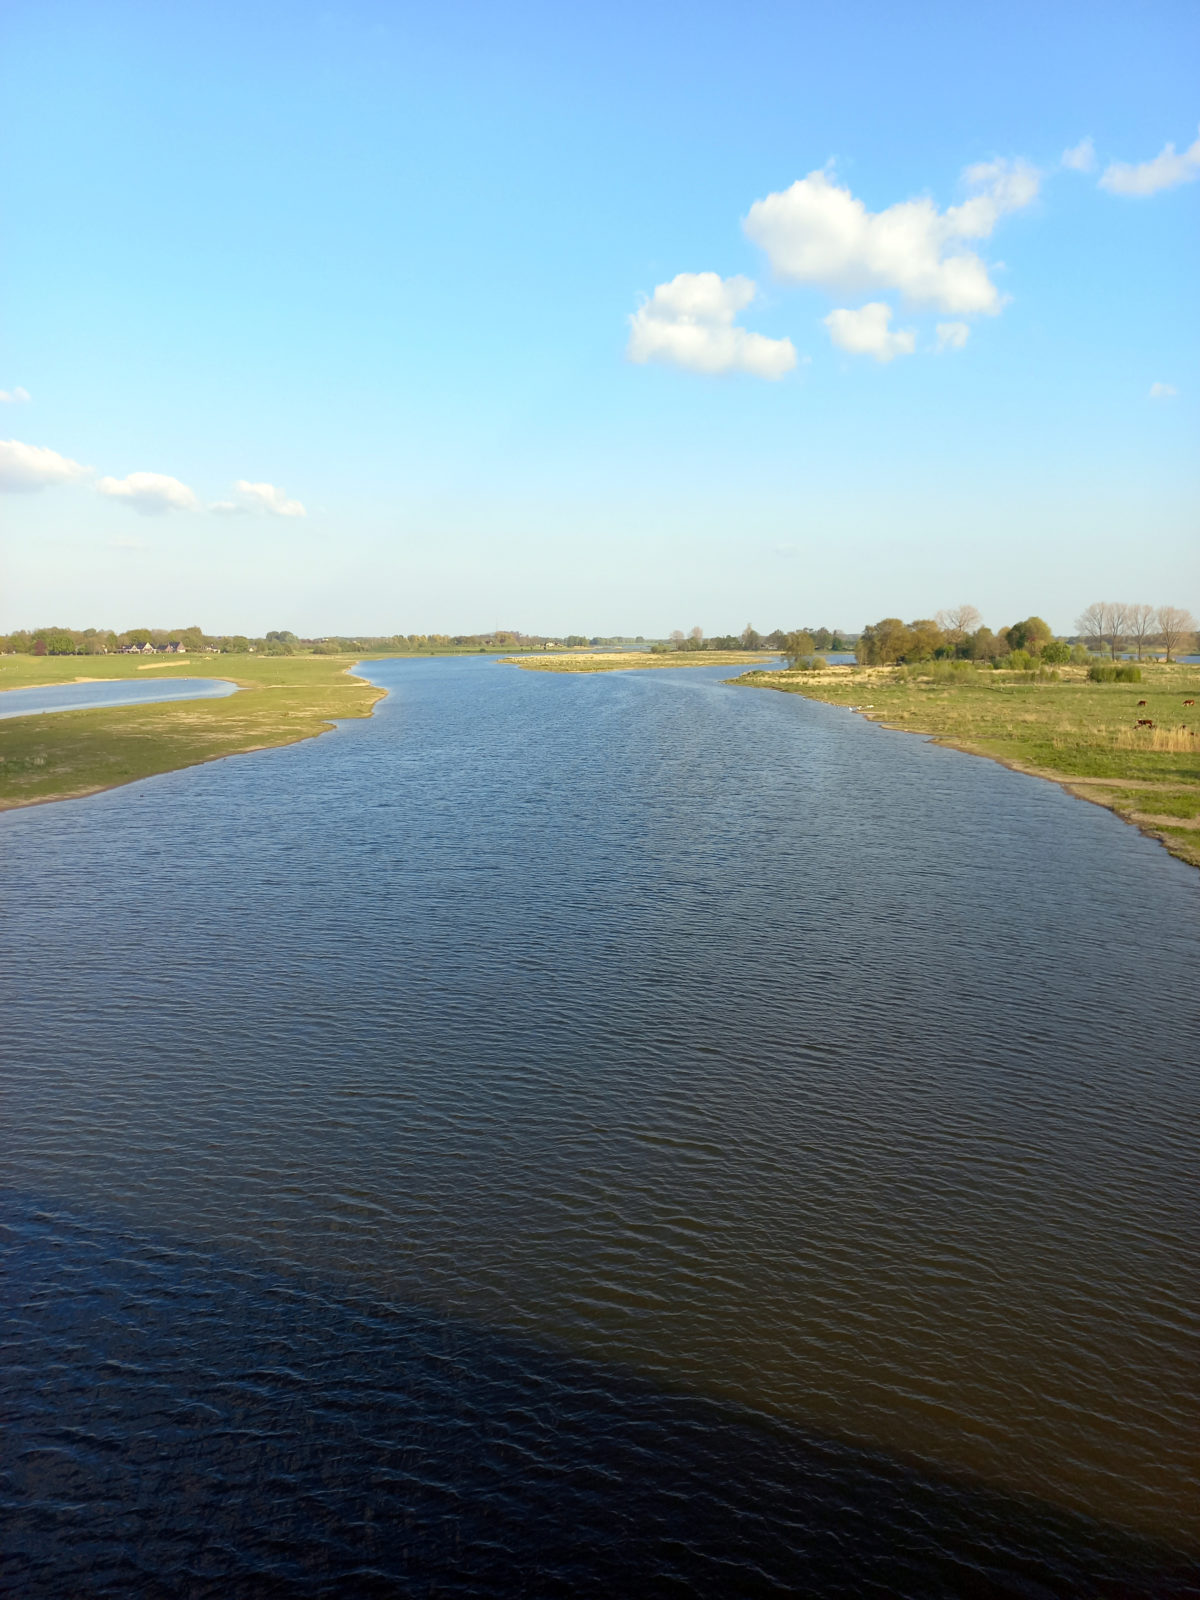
left=118, top=641, right=187, bottom=655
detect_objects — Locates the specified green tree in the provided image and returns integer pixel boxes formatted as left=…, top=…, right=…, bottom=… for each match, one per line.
left=857, top=618, right=913, bottom=664
left=782, top=630, right=815, bottom=668
left=1006, top=616, right=1053, bottom=655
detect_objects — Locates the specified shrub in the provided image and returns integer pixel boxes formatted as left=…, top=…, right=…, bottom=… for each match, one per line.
left=901, top=660, right=978, bottom=683
left=1041, top=639, right=1071, bottom=664
left=1088, top=663, right=1142, bottom=683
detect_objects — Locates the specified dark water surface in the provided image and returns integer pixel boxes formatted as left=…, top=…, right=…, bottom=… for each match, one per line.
left=3, top=657, right=1198, bottom=1598
left=0, top=677, right=238, bottom=719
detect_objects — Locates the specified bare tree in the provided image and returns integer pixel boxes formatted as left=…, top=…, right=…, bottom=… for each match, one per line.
left=1075, top=602, right=1106, bottom=655
left=1076, top=601, right=1129, bottom=659
left=935, top=604, right=982, bottom=646
left=690, top=625, right=704, bottom=644
left=669, top=628, right=685, bottom=645
left=1103, top=601, right=1132, bottom=659
left=1156, top=605, right=1198, bottom=662
left=1126, top=602, right=1156, bottom=660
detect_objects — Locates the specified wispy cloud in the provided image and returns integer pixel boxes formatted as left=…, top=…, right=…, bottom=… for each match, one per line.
left=825, top=303, right=915, bottom=363
left=1149, top=382, right=1178, bottom=400
left=97, top=471, right=199, bottom=515
left=744, top=158, right=1039, bottom=316
left=211, top=479, right=307, bottom=516
left=1061, top=137, right=1096, bottom=173
left=935, top=321, right=970, bottom=352
left=1100, top=129, right=1200, bottom=196
left=627, top=272, right=797, bottom=379
left=0, top=439, right=90, bottom=491
left=0, top=386, right=31, bottom=404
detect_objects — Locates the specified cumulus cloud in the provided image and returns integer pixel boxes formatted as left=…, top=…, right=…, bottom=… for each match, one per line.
left=1149, top=382, right=1178, bottom=399
left=0, top=439, right=90, bottom=491
left=627, top=272, right=797, bottom=379
left=936, top=321, right=970, bottom=351
left=0, top=386, right=31, bottom=404
left=824, top=303, right=916, bottom=363
left=1061, top=137, right=1096, bottom=173
left=96, top=471, right=199, bottom=515
left=1100, top=129, right=1200, bottom=196
left=212, top=479, right=307, bottom=517
left=743, top=159, right=1039, bottom=316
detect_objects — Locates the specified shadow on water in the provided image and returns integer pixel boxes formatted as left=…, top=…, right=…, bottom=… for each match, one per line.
left=3, top=1199, right=1195, bottom=1600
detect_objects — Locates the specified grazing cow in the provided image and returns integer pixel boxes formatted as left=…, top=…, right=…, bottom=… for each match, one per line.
left=1136, top=719, right=1155, bottom=728
left=1185, top=699, right=1195, bottom=707
left=1137, top=699, right=1147, bottom=707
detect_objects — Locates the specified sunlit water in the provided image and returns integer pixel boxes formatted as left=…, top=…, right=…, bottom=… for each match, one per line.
left=3, top=657, right=1197, bottom=1597
left=0, top=677, right=238, bottom=719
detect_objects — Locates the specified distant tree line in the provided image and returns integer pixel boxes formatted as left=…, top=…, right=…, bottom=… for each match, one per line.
left=855, top=602, right=1196, bottom=669
left=650, top=624, right=853, bottom=656
left=0, top=625, right=587, bottom=658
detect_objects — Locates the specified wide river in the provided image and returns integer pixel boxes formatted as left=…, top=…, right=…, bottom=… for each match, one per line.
left=3, top=657, right=1197, bottom=1597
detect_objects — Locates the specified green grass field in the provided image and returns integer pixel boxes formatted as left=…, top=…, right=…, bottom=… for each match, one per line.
left=736, top=661, right=1200, bottom=870
left=0, top=652, right=391, bottom=810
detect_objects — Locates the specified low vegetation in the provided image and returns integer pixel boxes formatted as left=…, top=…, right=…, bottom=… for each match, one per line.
left=503, top=650, right=771, bottom=673
left=0, top=653, right=388, bottom=810
left=736, top=660, right=1200, bottom=870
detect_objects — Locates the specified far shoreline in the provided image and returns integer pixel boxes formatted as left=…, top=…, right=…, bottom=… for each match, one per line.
left=731, top=663, right=1200, bottom=874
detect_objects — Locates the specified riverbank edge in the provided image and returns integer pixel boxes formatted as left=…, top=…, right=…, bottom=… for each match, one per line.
left=729, top=672, right=1200, bottom=874
left=501, top=651, right=774, bottom=673
left=0, top=661, right=386, bottom=814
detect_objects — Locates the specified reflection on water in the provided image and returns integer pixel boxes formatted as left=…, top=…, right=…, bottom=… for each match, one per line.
left=0, top=676, right=238, bottom=718
left=3, top=656, right=1198, bottom=1596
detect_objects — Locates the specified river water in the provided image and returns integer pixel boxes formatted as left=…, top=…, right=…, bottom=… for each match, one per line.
left=0, top=677, right=238, bottom=719
left=3, top=656, right=1197, bottom=1598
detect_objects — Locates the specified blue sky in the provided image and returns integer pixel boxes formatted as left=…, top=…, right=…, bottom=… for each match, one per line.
left=1, top=0, right=1197, bottom=636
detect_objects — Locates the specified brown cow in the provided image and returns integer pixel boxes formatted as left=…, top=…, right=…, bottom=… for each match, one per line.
left=1185, top=699, right=1195, bottom=707
left=1137, top=699, right=1147, bottom=706
left=1136, top=719, right=1155, bottom=728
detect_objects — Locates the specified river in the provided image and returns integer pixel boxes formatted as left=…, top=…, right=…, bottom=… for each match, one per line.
left=2, top=656, right=1197, bottom=1597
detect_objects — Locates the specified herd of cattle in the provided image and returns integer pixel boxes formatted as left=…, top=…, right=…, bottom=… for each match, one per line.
left=1133, top=697, right=1195, bottom=731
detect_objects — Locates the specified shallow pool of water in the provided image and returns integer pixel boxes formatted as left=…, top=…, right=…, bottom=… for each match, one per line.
left=0, top=676, right=238, bottom=719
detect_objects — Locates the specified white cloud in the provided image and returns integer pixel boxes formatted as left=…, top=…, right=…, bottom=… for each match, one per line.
left=1061, top=137, right=1096, bottom=173
left=96, top=471, right=199, bottom=515
left=235, top=479, right=306, bottom=516
left=211, top=479, right=307, bottom=517
left=824, top=303, right=916, bottom=363
left=936, top=321, right=970, bottom=351
left=743, top=159, right=1039, bottom=316
left=0, top=386, right=31, bottom=404
left=627, top=272, right=798, bottom=379
left=1149, top=382, right=1178, bottom=399
left=1100, top=129, right=1200, bottom=196
left=0, top=438, right=90, bottom=491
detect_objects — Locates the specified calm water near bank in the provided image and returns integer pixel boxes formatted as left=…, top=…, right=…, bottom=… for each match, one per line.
left=0, top=676, right=238, bottom=718
left=3, top=655, right=1197, bottom=1597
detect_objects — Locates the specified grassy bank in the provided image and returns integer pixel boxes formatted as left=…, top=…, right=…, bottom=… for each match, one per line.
left=736, top=661, right=1200, bottom=870
left=0, top=653, right=390, bottom=811
left=503, top=650, right=773, bottom=673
